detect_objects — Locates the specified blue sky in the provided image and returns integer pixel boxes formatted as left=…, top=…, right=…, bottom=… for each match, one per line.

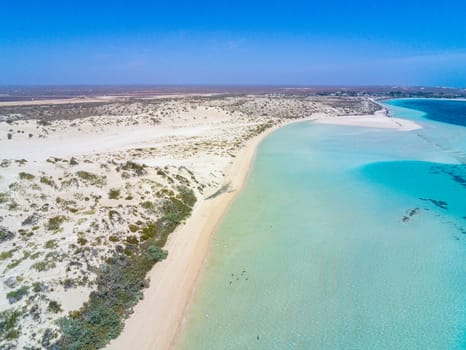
left=1, top=0, right=466, bottom=86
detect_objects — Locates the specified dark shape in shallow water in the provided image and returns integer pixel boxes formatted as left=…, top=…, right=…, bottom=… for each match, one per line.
left=361, top=161, right=466, bottom=219
left=420, top=198, right=449, bottom=210
left=431, top=165, right=466, bottom=189
left=402, top=208, right=420, bottom=222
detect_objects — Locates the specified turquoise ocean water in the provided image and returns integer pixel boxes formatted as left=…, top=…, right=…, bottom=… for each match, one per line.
left=176, top=99, right=466, bottom=350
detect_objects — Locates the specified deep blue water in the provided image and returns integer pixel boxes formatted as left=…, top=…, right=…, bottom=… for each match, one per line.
left=386, top=98, right=466, bottom=127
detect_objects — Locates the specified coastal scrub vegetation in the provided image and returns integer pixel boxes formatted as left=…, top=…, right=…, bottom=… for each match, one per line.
left=46, top=215, right=67, bottom=231
left=40, top=176, right=57, bottom=188
left=120, top=161, right=147, bottom=176
left=53, top=189, right=196, bottom=349
left=75, top=171, right=107, bottom=186
left=18, top=172, right=35, bottom=181
left=0, top=192, right=8, bottom=204
left=0, top=309, right=21, bottom=341
left=108, top=188, right=121, bottom=199
left=6, top=286, right=29, bottom=304
left=48, top=301, right=63, bottom=313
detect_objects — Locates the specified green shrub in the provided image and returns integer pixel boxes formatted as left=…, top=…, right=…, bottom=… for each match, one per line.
left=76, top=171, right=106, bottom=186
left=19, top=172, right=35, bottom=180
left=128, top=224, right=139, bottom=233
left=46, top=215, right=67, bottom=231
left=32, top=260, right=56, bottom=272
left=6, top=259, right=22, bottom=270
left=141, top=201, right=156, bottom=212
left=45, top=239, right=58, bottom=249
left=0, top=249, right=15, bottom=260
left=108, top=188, right=120, bottom=200
left=7, top=200, right=19, bottom=210
left=7, top=286, right=29, bottom=304
left=121, top=161, right=146, bottom=176
left=48, top=300, right=63, bottom=313
left=32, top=282, right=45, bottom=293
left=57, top=305, right=123, bottom=350
left=125, top=235, right=138, bottom=245
left=0, top=309, right=21, bottom=341
left=0, top=192, right=8, bottom=204
left=140, top=222, right=161, bottom=241
left=146, top=245, right=168, bottom=262
left=177, top=186, right=196, bottom=207
left=40, top=176, right=57, bottom=188
left=159, top=197, right=191, bottom=228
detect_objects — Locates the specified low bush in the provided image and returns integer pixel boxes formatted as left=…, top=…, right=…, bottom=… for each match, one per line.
left=46, top=215, right=67, bottom=231
left=0, top=192, right=8, bottom=204
left=7, top=286, right=29, bottom=304
left=108, top=188, right=120, bottom=200
left=32, top=260, right=57, bottom=272
left=121, top=161, right=146, bottom=176
left=177, top=185, right=196, bottom=207
left=45, top=239, right=58, bottom=249
left=48, top=300, right=63, bottom=313
left=0, top=309, right=21, bottom=341
left=0, top=249, right=15, bottom=260
left=40, top=176, right=57, bottom=188
left=19, top=172, right=35, bottom=181
left=76, top=171, right=106, bottom=186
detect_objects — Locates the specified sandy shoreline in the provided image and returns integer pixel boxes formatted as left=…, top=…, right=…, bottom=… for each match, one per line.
left=107, top=117, right=311, bottom=350
left=106, top=112, right=421, bottom=350
left=314, top=110, right=421, bottom=131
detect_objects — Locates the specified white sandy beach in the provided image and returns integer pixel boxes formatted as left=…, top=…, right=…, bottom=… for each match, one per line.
left=0, top=94, right=416, bottom=349
left=106, top=112, right=421, bottom=350
left=314, top=110, right=421, bottom=131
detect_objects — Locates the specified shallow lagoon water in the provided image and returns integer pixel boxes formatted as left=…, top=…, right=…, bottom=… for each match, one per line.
left=176, top=100, right=466, bottom=349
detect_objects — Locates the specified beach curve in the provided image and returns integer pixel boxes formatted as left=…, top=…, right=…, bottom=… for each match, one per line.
left=106, top=117, right=314, bottom=350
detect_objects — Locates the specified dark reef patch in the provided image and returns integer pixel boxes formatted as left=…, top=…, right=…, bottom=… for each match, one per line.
left=419, top=198, right=449, bottom=210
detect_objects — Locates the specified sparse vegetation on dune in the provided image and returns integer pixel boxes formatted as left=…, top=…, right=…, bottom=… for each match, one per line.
left=108, top=188, right=121, bottom=199
left=46, top=215, right=67, bottom=231
left=0, top=192, right=8, bottom=203
left=19, top=172, right=35, bottom=181
left=76, top=171, right=106, bottom=187
left=120, top=161, right=147, bottom=176
left=54, top=190, right=196, bottom=349
left=0, top=309, right=21, bottom=341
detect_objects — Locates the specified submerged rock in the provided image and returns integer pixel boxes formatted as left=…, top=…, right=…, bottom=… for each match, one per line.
left=402, top=208, right=420, bottom=222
